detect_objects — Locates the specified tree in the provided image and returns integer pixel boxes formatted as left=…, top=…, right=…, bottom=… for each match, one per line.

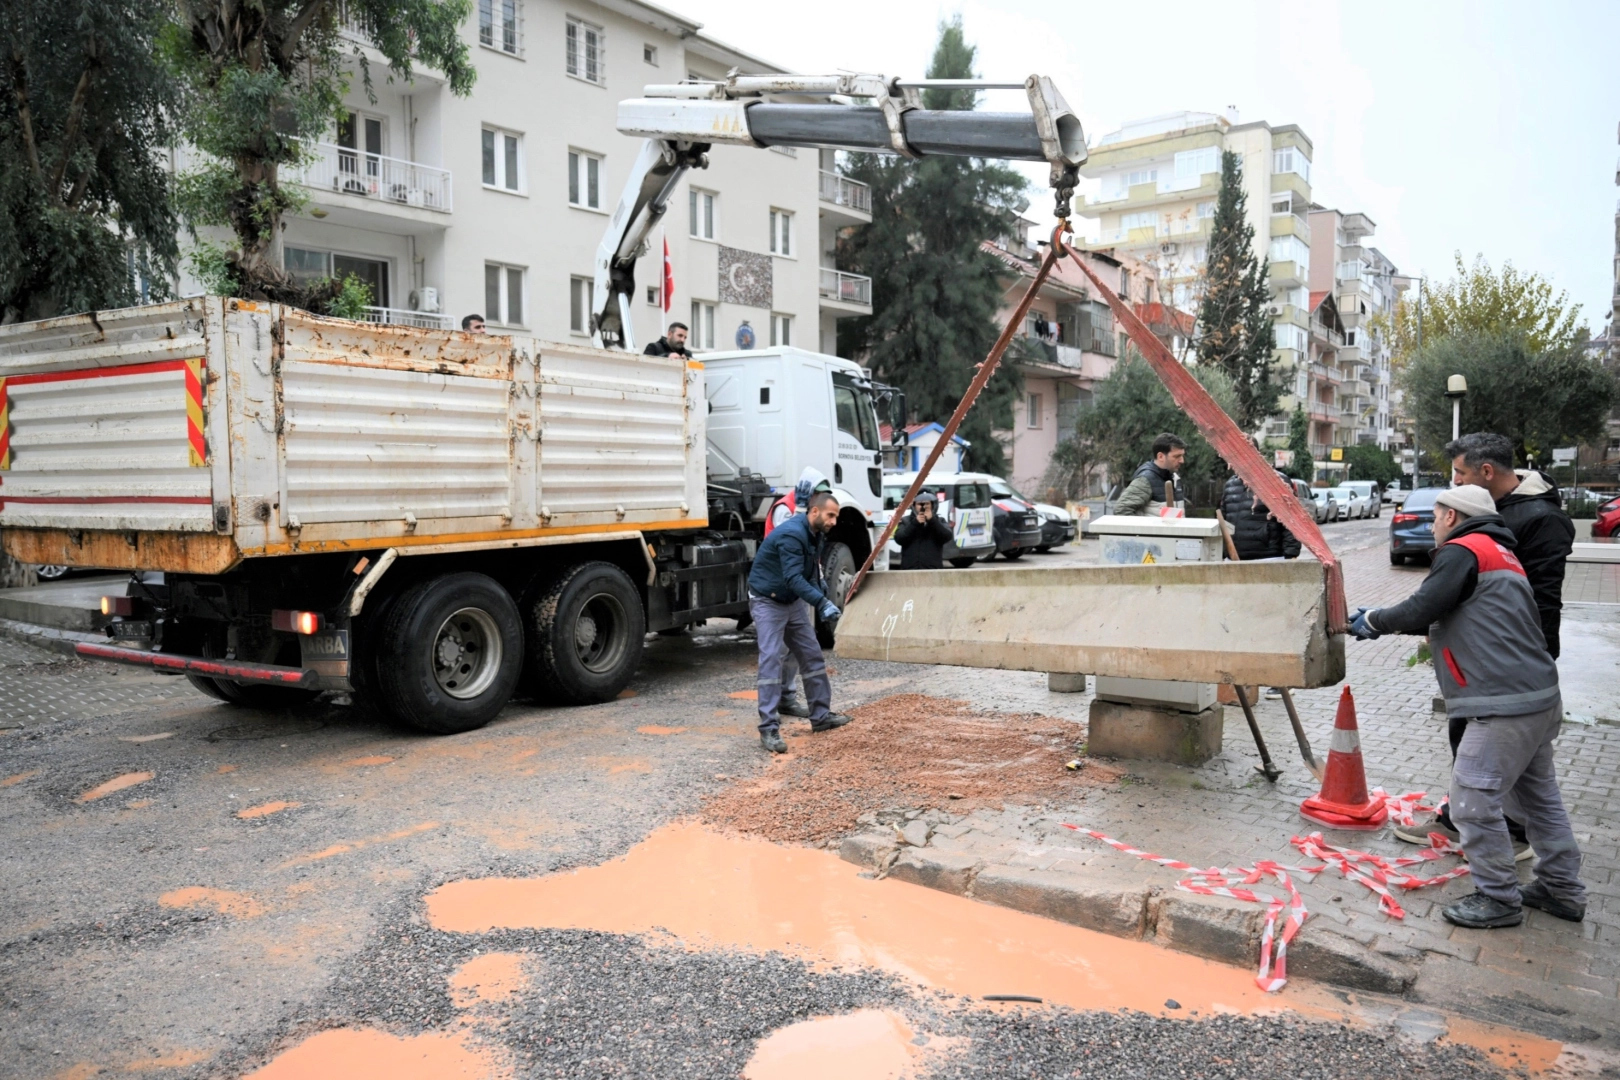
left=1379, top=253, right=1584, bottom=368
left=1284, top=406, right=1312, bottom=480
left=1, top=0, right=179, bottom=322
left=166, top=0, right=476, bottom=301
left=1399, top=330, right=1617, bottom=464
left=1194, top=150, right=1277, bottom=429
left=1072, top=352, right=1238, bottom=504
left=836, top=17, right=1028, bottom=474
left=1340, top=444, right=1399, bottom=487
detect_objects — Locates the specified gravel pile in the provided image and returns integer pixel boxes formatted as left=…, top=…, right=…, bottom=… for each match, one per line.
left=701, top=694, right=1119, bottom=844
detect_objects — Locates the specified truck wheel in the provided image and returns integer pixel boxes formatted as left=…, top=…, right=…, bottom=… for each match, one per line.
left=822, top=542, right=857, bottom=606
left=527, top=561, right=644, bottom=705
left=948, top=558, right=977, bottom=569
left=376, top=573, right=523, bottom=734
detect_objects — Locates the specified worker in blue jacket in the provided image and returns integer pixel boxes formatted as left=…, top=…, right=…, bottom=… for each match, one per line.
left=745, top=490, right=853, bottom=753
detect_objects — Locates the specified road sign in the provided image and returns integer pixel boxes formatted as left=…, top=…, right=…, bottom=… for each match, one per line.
left=1552, top=447, right=1577, bottom=463
left=1274, top=449, right=1294, bottom=467
left=1330, top=448, right=1344, bottom=461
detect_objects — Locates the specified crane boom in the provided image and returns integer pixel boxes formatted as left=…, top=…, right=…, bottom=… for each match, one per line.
left=592, top=72, right=1086, bottom=351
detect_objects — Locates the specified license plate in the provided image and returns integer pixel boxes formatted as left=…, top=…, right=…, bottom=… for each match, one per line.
left=110, top=620, right=152, bottom=639
left=968, top=525, right=985, bottom=536
left=1417, top=524, right=1432, bottom=534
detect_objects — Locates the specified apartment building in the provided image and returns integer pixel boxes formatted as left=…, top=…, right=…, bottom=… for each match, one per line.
left=1307, top=207, right=1405, bottom=450
left=181, top=0, right=873, bottom=354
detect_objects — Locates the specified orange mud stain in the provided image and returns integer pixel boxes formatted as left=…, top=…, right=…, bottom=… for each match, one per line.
left=713, top=710, right=732, bottom=717
left=76, top=771, right=154, bottom=803
left=1442, top=1015, right=1563, bottom=1072
left=728, top=690, right=759, bottom=700
left=508, top=749, right=538, bottom=763
left=425, top=822, right=1323, bottom=1018
left=587, top=756, right=652, bottom=775
left=125, top=799, right=154, bottom=810
left=344, top=755, right=395, bottom=767
left=48, top=1065, right=100, bottom=1080
left=616, top=688, right=638, bottom=699
left=2, top=770, right=41, bottom=787
left=160, top=886, right=266, bottom=919
left=449, top=952, right=529, bottom=1007
left=636, top=725, right=687, bottom=735
left=237, top=800, right=301, bottom=820
left=117, top=732, right=173, bottom=743
left=744, top=1009, right=918, bottom=1080
left=215, top=764, right=238, bottom=774
left=280, top=820, right=440, bottom=868
left=244, top=1028, right=504, bottom=1080
left=125, top=1048, right=211, bottom=1070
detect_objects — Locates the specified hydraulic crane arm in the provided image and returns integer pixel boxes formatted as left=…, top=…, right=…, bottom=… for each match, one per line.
left=592, top=72, right=1086, bottom=351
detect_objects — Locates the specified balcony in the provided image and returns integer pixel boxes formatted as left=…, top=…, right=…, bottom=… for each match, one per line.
left=819, top=170, right=871, bottom=225
left=360, top=306, right=452, bottom=330
left=819, top=268, right=872, bottom=313
left=1309, top=362, right=1341, bottom=385
left=1270, top=260, right=1305, bottom=287
left=289, top=140, right=452, bottom=232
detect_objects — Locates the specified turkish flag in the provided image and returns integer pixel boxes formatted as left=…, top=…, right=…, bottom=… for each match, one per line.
left=662, top=235, right=674, bottom=314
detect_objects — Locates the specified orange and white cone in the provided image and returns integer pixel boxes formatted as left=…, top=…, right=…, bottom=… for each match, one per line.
left=1299, top=686, right=1388, bottom=831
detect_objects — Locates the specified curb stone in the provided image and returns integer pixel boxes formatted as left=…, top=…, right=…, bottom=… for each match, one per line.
left=0, top=616, right=101, bottom=657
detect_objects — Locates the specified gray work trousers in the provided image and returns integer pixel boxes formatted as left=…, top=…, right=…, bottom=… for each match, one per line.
left=779, top=645, right=802, bottom=703
left=1450, top=699, right=1586, bottom=906
left=749, top=595, right=831, bottom=732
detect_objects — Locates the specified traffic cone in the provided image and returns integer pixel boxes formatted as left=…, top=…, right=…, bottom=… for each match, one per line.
left=1299, top=686, right=1388, bottom=831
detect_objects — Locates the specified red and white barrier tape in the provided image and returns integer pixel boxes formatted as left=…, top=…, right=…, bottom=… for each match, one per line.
left=1065, top=794, right=1469, bottom=993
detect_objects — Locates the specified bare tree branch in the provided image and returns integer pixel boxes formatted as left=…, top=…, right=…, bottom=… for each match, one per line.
left=279, top=0, right=330, bottom=66
left=8, top=50, right=45, bottom=183
left=48, top=58, right=99, bottom=203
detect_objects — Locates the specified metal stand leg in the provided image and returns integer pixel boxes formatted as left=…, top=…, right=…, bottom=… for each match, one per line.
left=1234, top=684, right=1281, bottom=782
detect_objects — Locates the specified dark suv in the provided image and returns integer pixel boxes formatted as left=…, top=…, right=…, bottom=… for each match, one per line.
left=1389, top=487, right=1441, bottom=565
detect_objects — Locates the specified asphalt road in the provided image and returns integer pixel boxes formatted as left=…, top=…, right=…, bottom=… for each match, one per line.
left=1, top=514, right=1515, bottom=1080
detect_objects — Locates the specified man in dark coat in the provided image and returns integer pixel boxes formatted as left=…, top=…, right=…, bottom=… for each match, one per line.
left=1446, top=433, right=1575, bottom=658
left=644, top=322, right=691, bottom=358
left=1221, top=469, right=1301, bottom=561
left=894, top=491, right=954, bottom=570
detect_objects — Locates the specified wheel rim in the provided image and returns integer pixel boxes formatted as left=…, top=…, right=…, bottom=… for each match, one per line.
left=574, top=592, right=628, bottom=674
left=432, top=607, right=503, bottom=699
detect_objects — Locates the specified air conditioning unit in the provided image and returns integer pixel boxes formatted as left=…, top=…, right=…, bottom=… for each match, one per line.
left=1159, top=242, right=1179, bottom=255
left=409, top=287, right=441, bottom=314
left=1269, top=304, right=1283, bottom=315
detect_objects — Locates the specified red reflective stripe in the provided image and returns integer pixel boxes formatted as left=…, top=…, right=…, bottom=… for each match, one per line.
left=74, top=642, right=315, bottom=685
left=1445, top=531, right=1525, bottom=575
left=1442, top=647, right=1468, bottom=687
left=8, top=359, right=190, bottom=385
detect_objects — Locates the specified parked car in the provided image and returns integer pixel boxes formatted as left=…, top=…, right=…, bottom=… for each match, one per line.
left=1327, top=485, right=1372, bottom=520
left=989, top=478, right=1076, bottom=552
left=1386, top=480, right=1409, bottom=506
left=29, top=564, right=71, bottom=580
left=1288, top=478, right=1320, bottom=522
left=1593, top=495, right=1620, bottom=540
left=1389, top=487, right=1442, bottom=564
left=987, top=493, right=1045, bottom=561
left=883, top=473, right=997, bottom=567
left=1341, top=480, right=1382, bottom=518
left=1307, top=487, right=1339, bottom=523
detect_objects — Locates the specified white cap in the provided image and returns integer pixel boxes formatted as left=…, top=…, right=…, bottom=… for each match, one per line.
left=1434, top=484, right=1497, bottom=518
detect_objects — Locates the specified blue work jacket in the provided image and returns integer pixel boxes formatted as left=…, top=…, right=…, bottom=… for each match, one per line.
left=747, top=512, right=828, bottom=608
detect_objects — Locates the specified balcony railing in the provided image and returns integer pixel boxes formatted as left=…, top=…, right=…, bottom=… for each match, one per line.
left=1054, top=343, right=1085, bottom=369
left=819, top=170, right=871, bottom=214
left=290, top=141, right=452, bottom=213
left=361, top=306, right=452, bottom=330
left=819, top=268, right=872, bottom=306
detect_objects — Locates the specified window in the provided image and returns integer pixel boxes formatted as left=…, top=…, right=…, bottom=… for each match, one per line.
left=1336, top=260, right=1365, bottom=281
left=646, top=285, right=660, bottom=306
left=1270, top=235, right=1310, bottom=271
left=1026, top=392, right=1043, bottom=428
left=831, top=372, right=880, bottom=450
left=643, top=43, right=657, bottom=65
left=768, top=209, right=793, bottom=256
left=478, top=0, right=522, bottom=55
left=484, top=262, right=526, bottom=326
left=1195, top=201, right=1216, bottom=219
left=565, top=17, right=603, bottom=84
left=482, top=128, right=523, bottom=192
left=1275, top=323, right=1308, bottom=352
left=689, top=301, right=716, bottom=349
left=568, top=275, right=591, bottom=334
left=568, top=149, right=602, bottom=209
left=335, top=112, right=384, bottom=191
left=1120, top=210, right=1157, bottom=232
left=1174, top=146, right=1217, bottom=178
left=689, top=188, right=716, bottom=240
left=770, top=313, right=792, bottom=347
left=1272, top=146, right=1311, bottom=183
left=285, top=248, right=389, bottom=307
left=1271, top=192, right=1291, bottom=215
left=1124, top=168, right=1158, bottom=188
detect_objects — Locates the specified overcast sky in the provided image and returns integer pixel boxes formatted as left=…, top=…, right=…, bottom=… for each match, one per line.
left=670, top=0, right=1619, bottom=333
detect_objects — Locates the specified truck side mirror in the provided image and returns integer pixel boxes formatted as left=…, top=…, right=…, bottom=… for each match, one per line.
left=889, top=391, right=907, bottom=441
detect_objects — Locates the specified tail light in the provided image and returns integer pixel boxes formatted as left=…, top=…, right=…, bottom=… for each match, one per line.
left=101, top=596, right=135, bottom=616
left=1391, top=513, right=1420, bottom=525
left=272, top=609, right=323, bottom=635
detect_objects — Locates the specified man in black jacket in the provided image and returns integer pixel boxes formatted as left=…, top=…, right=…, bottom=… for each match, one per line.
left=1221, top=469, right=1301, bottom=561
left=644, top=322, right=691, bottom=358
left=1446, top=433, right=1575, bottom=658
left=894, top=492, right=954, bottom=570
left=1113, top=433, right=1186, bottom=516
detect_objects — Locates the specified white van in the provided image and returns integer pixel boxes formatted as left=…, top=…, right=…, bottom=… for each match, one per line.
left=1340, top=480, right=1382, bottom=519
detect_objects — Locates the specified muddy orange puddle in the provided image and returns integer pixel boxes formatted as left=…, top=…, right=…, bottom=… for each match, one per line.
left=450, top=952, right=529, bottom=1007
left=160, top=886, right=265, bottom=919
left=427, top=822, right=1308, bottom=1017
left=76, top=771, right=154, bottom=803
left=244, top=1029, right=502, bottom=1080
left=237, top=800, right=301, bottom=819
left=1442, top=1015, right=1563, bottom=1072
left=745, top=1009, right=919, bottom=1080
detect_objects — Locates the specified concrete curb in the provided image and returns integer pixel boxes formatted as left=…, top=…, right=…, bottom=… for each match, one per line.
left=839, top=831, right=1415, bottom=996
left=0, top=616, right=101, bottom=657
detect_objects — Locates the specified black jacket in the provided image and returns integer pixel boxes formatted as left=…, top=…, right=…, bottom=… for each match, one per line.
left=1371, top=515, right=1517, bottom=634
left=1221, top=472, right=1301, bottom=561
left=894, top=511, right=954, bottom=570
left=644, top=337, right=691, bottom=358
left=1494, top=471, right=1574, bottom=657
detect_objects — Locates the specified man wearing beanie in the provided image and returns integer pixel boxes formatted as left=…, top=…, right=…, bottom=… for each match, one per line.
left=1350, top=484, right=1586, bottom=929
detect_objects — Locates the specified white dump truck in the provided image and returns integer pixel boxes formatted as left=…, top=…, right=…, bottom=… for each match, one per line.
left=0, top=69, right=1086, bottom=733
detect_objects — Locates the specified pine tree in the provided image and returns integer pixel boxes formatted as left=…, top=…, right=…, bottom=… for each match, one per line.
left=1195, top=150, right=1278, bottom=429
left=1285, top=406, right=1312, bottom=480
left=836, top=17, right=1028, bottom=474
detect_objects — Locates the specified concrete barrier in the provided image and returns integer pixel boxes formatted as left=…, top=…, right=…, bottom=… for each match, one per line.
left=838, top=560, right=1343, bottom=689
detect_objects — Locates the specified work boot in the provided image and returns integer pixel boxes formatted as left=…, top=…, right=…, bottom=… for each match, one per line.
left=759, top=727, right=788, bottom=754
left=810, top=713, right=853, bottom=734
left=1520, top=880, right=1586, bottom=922
left=778, top=694, right=812, bottom=719
left=1393, top=816, right=1460, bottom=847
left=1442, top=891, right=1523, bottom=929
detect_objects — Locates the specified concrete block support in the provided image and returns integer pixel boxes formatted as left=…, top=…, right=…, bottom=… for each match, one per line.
left=1047, top=672, right=1088, bottom=693
left=1087, top=699, right=1224, bottom=764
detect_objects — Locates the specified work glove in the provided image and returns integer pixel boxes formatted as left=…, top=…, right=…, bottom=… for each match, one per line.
left=1348, top=607, right=1382, bottom=641
left=818, top=599, right=841, bottom=625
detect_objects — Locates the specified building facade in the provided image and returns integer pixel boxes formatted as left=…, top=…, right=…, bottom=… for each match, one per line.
left=1307, top=207, right=1405, bottom=450
left=178, top=0, right=873, bottom=355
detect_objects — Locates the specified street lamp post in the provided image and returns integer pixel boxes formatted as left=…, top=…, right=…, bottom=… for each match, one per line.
left=1445, top=374, right=1468, bottom=442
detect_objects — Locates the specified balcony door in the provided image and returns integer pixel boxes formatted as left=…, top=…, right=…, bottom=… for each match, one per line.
left=332, top=255, right=389, bottom=309
left=336, top=112, right=384, bottom=194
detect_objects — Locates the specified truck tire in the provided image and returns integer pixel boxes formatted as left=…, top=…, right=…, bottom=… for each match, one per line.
left=526, top=561, right=644, bottom=705
left=375, top=573, right=523, bottom=734
left=822, top=542, right=857, bottom=606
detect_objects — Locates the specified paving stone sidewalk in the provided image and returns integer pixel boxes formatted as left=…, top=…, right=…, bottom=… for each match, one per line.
left=836, top=534, right=1620, bottom=1048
